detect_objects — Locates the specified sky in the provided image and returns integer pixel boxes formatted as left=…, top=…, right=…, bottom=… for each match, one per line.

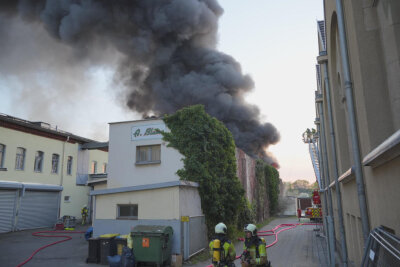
left=0, top=0, right=323, bottom=183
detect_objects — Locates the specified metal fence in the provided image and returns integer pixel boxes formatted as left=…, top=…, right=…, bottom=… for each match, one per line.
left=182, top=215, right=207, bottom=260
left=361, top=226, right=400, bottom=266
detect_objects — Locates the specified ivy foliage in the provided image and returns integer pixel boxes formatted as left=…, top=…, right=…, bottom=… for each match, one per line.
left=161, top=105, right=245, bottom=235
left=254, top=160, right=268, bottom=220
left=256, top=160, right=281, bottom=215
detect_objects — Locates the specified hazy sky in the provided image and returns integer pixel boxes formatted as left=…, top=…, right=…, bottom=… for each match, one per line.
left=0, top=0, right=323, bottom=183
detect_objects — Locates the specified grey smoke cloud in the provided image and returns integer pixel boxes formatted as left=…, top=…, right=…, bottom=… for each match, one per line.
left=0, top=0, right=280, bottom=163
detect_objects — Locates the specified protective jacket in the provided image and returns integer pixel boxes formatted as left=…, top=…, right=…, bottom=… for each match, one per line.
left=209, top=235, right=236, bottom=267
left=81, top=207, right=88, bottom=216
left=81, top=207, right=88, bottom=225
left=242, top=236, right=268, bottom=266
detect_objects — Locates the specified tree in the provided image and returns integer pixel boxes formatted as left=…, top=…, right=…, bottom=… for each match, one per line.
left=161, top=105, right=246, bottom=236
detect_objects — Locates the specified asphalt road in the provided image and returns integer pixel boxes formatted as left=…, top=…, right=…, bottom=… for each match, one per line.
left=0, top=217, right=328, bottom=267
left=0, top=225, right=91, bottom=267
left=185, top=217, right=329, bottom=267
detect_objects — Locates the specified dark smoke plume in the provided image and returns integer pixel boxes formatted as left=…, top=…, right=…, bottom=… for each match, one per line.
left=0, top=0, right=280, bottom=163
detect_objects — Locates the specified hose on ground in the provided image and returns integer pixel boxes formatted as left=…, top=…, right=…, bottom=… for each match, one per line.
left=16, top=230, right=85, bottom=267
left=206, top=222, right=322, bottom=267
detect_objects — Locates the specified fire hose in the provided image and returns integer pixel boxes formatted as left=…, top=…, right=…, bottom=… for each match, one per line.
left=207, top=222, right=322, bottom=267
left=16, top=230, right=85, bottom=267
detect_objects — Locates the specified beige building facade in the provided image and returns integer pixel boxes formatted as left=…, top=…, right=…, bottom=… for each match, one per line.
left=91, top=119, right=206, bottom=259
left=0, top=114, right=107, bottom=232
left=315, top=1, right=400, bottom=265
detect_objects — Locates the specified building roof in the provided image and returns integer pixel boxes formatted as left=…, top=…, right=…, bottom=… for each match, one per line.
left=90, top=180, right=199, bottom=196
left=81, top=142, right=109, bottom=151
left=0, top=180, right=63, bottom=191
left=0, top=113, right=101, bottom=144
left=108, top=116, right=161, bottom=125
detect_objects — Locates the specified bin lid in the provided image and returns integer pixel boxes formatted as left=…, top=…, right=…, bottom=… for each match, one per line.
left=131, top=225, right=173, bottom=235
left=99, top=233, right=120, bottom=238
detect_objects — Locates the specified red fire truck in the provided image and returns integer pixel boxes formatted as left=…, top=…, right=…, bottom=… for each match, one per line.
left=297, top=190, right=322, bottom=222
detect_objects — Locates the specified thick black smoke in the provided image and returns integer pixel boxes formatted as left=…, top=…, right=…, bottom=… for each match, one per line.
left=0, top=0, right=280, bottom=163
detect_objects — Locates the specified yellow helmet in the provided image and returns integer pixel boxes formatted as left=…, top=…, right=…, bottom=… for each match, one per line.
left=244, top=224, right=257, bottom=236
left=215, top=222, right=227, bottom=234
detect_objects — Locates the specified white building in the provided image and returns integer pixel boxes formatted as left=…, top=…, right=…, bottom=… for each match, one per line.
left=0, top=113, right=107, bottom=233
left=91, top=118, right=206, bottom=259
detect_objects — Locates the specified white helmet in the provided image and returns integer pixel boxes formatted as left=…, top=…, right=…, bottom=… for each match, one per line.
left=244, top=224, right=257, bottom=236
left=215, top=222, right=227, bottom=234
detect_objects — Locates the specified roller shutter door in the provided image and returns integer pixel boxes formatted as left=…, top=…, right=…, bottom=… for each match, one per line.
left=0, top=190, right=17, bottom=233
left=16, top=190, right=59, bottom=230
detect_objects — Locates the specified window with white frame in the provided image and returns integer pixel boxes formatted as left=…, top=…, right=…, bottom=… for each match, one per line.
left=64, top=196, right=71, bottom=202
left=67, top=156, right=73, bottom=175
left=136, top=145, right=161, bottom=164
left=0, top=144, right=5, bottom=168
left=117, top=204, right=138, bottom=219
left=102, top=163, right=107, bottom=173
left=51, top=154, right=59, bottom=174
left=15, top=147, right=25, bottom=170
left=91, top=161, right=97, bottom=174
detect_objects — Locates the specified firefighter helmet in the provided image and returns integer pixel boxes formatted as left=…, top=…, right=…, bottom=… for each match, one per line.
left=244, top=224, right=257, bottom=236
left=215, top=222, right=227, bottom=234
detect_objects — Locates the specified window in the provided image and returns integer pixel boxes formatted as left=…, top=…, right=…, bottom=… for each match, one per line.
left=34, top=151, right=44, bottom=172
left=102, top=163, right=107, bottom=173
left=64, top=196, right=71, bottom=202
left=0, top=144, right=5, bottom=168
left=15, top=147, right=26, bottom=170
left=136, top=145, right=161, bottom=164
left=51, top=154, right=59, bottom=173
left=117, top=204, right=138, bottom=219
left=67, top=156, right=73, bottom=175
left=91, top=161, right=97, bottom=174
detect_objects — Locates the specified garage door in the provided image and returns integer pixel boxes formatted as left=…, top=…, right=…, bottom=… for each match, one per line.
left=0, top=189, right=17, bottom=233
left=16, top=190, right=59, bottom=230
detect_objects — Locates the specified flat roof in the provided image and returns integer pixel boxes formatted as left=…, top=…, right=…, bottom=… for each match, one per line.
left=0, top=180, right=63, bottom=191
left=108, top=117, right=162, bottom=125
left=0, top=113, right=97, bottom=144
left=90, top=180, right=198, bottom=196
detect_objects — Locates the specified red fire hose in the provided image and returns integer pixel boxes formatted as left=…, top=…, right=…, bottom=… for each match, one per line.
left=206, top=222, right=322, bottom=267
left=16, top=230, right=85, bottom=267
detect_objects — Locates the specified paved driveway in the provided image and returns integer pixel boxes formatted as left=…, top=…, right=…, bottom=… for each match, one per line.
left=0, top=225, right=91, bottom=267
left=0, top=217, right=329, bottom=267
left=185, top=217, right=329, bottom=267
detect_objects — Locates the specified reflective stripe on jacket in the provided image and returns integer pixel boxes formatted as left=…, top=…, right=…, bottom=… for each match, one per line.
left=243, top=238, right=267, bottom=266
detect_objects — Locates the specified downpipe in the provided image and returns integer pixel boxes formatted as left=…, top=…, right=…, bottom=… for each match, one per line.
left=316, top=120, right=332, bottom=267
left=335, top=0, right=370, bottom=243
left=317, top=99, right=336, bottom=267
left=323, top=61, right=348, bottom=266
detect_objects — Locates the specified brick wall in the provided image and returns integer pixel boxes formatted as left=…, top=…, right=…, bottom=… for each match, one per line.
left=236, top=148, right=270, bottom=221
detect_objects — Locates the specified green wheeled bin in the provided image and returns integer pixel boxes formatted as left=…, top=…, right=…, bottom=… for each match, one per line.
left=131, top=225, right=173, bottom=266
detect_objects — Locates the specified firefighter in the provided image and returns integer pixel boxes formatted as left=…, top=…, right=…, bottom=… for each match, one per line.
left=241, top=224, right=271, bottom=267
left=81, top=205, right=88, bottom=225
left=209, top=222, right=236, bottom=267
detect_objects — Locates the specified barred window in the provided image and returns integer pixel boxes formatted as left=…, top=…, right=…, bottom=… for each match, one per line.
left=51, top=154, right=59, bottom=174
left=136, top=145, right=161, bottom=164
left=15, top=147, right=26, bottom=170
left=34, top=151, right=44, bottom=172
